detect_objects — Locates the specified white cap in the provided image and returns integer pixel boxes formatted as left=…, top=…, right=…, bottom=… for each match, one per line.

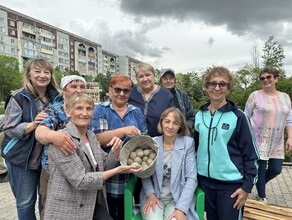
left=159, top=68, right=175, bottom=79
left=60, top=75, right=86, bottom=89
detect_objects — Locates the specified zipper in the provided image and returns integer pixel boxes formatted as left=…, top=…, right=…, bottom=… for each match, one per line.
left=207, top=111, right=214, bottom=177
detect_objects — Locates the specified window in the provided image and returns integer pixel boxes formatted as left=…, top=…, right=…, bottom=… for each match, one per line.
left=10, top=29, right=16, bottom=36
left=11, top=47, right=16, bottom=53
left=11, top=38, right=15, bottom=44
left=41, top=36, right=52, bottom=43
left=0, top=27, right=6, bottom=33
left=41, top=44, right=53, bottom=51
left=9, top=20, right=15, bottom=27
left=58, top=51, right=69, bottom=57
left=0, top=17, right=4, bottom=23
left=23, top=32, right=36, bottom=40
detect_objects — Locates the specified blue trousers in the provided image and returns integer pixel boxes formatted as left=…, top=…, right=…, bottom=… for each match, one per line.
left=6, top=161, right=41, bottom=220
left=256, top=159, right=283, bottom=198
left=200, top=182, right=243, bottom=220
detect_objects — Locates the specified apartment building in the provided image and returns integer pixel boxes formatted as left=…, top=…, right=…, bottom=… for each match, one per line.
left=0, top=5, right=142, bottom=79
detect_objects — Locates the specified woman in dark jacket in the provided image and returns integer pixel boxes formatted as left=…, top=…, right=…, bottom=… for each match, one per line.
left=2, top=58, right=60, bottom=220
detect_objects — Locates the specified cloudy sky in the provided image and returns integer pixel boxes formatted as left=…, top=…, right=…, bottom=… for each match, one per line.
left=1, top=0, right=292, bottom=75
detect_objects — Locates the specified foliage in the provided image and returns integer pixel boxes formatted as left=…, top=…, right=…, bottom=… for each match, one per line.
left=284, top=151, right=292, bottom=162
left=0, top=105, right=4, bottom=114
left=54, top=68, right=93, bottom=89
left=94, top=72, right=112, bottom=101
left=0, top=55, right=22, bottom=101
left=262, top=36, right=285, bottom=75
left=175, top=71, right=207, bottom=111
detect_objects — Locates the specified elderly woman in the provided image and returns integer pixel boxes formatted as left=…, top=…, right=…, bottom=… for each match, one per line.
left=129, top=63, right=174, bottom=137
left=44, top=93, right=141, bottom=220
left=89, top=74, right=147, bottom=220
left=140, top=107, right=198, bottom=220
left=2, top=58, right=61, bottom=220
left=245, top=67, right=292, bottom=203
left=194, top=66, right=259, bottom=220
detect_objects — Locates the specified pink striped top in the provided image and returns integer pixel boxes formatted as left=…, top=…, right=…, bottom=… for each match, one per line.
left=245, top=90, right=292, bottom=160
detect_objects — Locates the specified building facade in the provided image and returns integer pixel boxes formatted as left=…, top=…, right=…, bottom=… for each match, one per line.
left=0, top=5, right=142, bottom=80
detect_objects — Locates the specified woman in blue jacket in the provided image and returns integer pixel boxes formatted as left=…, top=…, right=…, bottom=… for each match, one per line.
left=1, top=59, right=60, bottom=220
left=194, top=66, right=259, bottom=220
left=140, top=107, right=198, bottom=220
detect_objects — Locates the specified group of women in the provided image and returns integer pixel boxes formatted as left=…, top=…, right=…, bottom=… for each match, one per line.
left=1, top=58, right=291, bottom=220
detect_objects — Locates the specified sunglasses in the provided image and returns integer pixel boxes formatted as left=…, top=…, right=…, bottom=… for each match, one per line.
left=111, top=87, right=131, bottom=94
left=207, top=82, right=229, bottom=89
left=260, top=75, right=273, bottom=81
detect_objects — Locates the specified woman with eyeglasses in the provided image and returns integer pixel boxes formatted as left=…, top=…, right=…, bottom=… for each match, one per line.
left=194, top=66, right=259, bottom=220
left=89, top=74, right=147, bottom=220
left=244, top=67, right=292, bottom=204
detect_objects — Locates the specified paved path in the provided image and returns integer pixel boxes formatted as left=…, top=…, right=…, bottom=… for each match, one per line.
left=0, top=166, right=292, bottom=220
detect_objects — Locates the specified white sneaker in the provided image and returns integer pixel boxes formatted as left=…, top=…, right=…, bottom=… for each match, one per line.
left=257, top=196, right=268, bottom=204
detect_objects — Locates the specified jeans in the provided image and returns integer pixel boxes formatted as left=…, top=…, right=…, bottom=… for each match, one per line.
left=6, top=161, right=41, bottom=220
left=141, top=199, right=176, bottom=220
left=256, top=159, right=283, bottom=198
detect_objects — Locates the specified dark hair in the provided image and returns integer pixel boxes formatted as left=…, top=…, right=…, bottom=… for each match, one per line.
left=157, top=107, right=190, bottom=136
left=259, top=67, right=279, bottom=79
left=203, top=66, right=235, bottom=90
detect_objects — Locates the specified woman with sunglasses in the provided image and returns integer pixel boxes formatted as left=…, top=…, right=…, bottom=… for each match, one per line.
left=194, top=66, right=259, bottom=220
left=89, top=74, right=147, bottom=220
left=245, top=67, right=292, bottom=203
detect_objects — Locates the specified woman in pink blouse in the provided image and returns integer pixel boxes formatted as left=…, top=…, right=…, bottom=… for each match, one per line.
left=245, top=67, right=292, bottom=203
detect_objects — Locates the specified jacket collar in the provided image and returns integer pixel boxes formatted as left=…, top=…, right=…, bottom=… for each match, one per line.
left=65, top=121, right=98, bottom=170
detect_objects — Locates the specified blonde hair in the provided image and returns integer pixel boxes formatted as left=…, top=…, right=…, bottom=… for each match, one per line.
left=135, top=63, right=155, bottom=77
left=65, top=93, right=94, bottom=111
left=23, top=58, right=59, bottom=98
left=157, top=107, right=190, bottom=136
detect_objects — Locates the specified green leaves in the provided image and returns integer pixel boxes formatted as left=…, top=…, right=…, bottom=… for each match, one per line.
left=0, top=55, right=22, bottom=101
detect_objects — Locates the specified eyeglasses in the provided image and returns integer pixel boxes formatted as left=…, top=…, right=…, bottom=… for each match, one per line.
left=111, top=87, right=131, bottom=94
left=207, top=82, right=229, bottom=89
left=260, top=75, right=273, bottom=81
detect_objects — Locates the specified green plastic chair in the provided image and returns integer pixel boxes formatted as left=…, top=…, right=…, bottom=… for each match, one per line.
left=124, top=174, right=205, bottom=220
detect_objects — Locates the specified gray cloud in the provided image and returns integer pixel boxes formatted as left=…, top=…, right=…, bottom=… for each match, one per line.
left=206, top=37, right=214, bottom=46
left=120, top=0, right=292, bottom=41
left=69, top=18, right=164, bottom=58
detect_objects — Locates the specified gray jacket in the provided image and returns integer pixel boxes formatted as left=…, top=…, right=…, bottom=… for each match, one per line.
left=44, top=121, right=118, bottom=220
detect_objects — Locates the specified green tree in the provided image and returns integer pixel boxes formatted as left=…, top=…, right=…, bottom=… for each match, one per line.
left=262, top=36, right=285, bottom=74
left=94, top=72, right=112, bottom=101
left=0, top=55, right=22, bottom=101
left=176, top=71, right=206, bottom=111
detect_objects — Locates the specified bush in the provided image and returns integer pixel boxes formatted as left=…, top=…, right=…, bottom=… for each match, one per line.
left=284, top=151, right=292, bottom=162
left=0, top=105, right=4, bottom=115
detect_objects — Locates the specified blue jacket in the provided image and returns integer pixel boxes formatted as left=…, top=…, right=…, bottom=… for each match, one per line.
left=128, top=86, right=174, bottom=137
left=2, top=87, right=60, bottom=169
left=194, top=100, right=259, bottom=193
left=140, top=136, right=199, bottom=220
